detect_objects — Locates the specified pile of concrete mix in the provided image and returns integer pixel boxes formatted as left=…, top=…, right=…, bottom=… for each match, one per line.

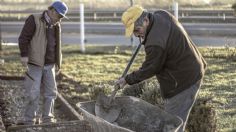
left=114, top=96, right=181, bottom=132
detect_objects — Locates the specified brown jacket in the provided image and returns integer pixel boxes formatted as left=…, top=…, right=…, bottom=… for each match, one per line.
left=18, top=12, right=62, bottom=69
left=125, top=10, right=207, bottom=98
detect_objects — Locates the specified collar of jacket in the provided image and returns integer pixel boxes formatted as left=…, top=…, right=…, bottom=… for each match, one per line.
left=40, top=11, right=60, bottom=27
left=44, top=11, right=51, bottom=24
left=40, top=11, right=47, bottom=23
left=142, top=12, right=154, bottom=45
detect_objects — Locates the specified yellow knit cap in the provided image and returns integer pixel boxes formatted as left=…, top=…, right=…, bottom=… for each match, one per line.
left=121, top=5, right=145, bottom=37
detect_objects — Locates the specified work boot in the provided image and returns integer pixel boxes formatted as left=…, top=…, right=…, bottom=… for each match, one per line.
left=42, top=118, right=56, bottom=124
left=35, top=117, right=41, bottom=125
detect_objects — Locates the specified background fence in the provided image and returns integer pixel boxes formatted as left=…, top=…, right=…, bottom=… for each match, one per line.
left=0, top=9, right=235, bottom=23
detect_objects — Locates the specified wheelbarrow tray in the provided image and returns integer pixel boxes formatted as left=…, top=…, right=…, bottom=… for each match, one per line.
left=77, top=96, right=182, bottom=132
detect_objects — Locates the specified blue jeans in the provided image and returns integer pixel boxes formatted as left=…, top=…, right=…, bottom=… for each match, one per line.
left=23, top=64, right=57, bottom=124
left=164, top=80, right=201, bottom=132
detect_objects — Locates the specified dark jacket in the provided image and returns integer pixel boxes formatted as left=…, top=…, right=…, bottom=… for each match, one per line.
left=125, top=10, right=207, bottom=99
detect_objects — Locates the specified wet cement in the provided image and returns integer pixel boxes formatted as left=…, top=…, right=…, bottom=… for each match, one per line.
left=114, top=96, right=181, bottom=132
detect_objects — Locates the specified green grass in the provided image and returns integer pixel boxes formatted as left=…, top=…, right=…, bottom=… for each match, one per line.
left=61, top=46, right=145, bottom=85
left=0, top=45, right=236, bottom=131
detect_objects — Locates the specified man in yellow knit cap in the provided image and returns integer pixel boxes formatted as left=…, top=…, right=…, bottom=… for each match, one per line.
left=115, top=5, right=207, bottom=132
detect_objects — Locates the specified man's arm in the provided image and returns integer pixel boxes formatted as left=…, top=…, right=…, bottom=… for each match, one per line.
left=18, top=15, right=36, bottom=57
left=125, top=45, right=165, bottom=85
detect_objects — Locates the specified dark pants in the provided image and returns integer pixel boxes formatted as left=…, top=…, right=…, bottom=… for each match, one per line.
left=164, top=80, right=202, bottom=132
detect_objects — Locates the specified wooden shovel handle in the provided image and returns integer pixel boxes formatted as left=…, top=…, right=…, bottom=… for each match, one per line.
left=108, top=37, right=142, bottom=104
left=108, top=84, right=120, bottom=104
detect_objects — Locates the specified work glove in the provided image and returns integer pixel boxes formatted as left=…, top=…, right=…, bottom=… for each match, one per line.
left=115, top=77, right=127, bottom=90
left=20, top=57, right=28, bottom=68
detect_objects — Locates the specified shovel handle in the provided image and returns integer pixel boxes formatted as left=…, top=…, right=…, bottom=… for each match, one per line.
left=108, top=37, right=142, bottom=104
left=108, top=85, right=120, bottom=104
left=121, top=37, right=142, bottom=78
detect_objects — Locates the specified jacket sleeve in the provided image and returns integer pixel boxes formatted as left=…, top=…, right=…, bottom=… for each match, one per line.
left=125, top=45, right=165, bottom=85
left=18, top=15, right=36, bottom=57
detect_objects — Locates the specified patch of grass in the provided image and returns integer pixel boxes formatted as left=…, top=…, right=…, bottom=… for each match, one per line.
left=1, top=45, right=236, bottom=131
left=61, top=45, right=145, bottom=85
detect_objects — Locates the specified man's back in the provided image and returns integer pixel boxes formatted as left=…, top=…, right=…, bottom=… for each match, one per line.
left=144, top=10, right=207, bottom=98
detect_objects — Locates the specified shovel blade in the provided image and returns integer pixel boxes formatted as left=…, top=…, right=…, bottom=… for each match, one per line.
left=95, top=93, right=121, bottom=123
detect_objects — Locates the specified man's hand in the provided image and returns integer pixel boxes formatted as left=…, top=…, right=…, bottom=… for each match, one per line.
left=55, top=66, right=61, bottom=75
left=115, top=77, right=127, bottom=89
left=20, top=57, right=28, bottom=67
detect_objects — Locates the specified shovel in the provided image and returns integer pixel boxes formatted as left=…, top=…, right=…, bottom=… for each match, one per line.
left=95, top=37, right=143, bottom=123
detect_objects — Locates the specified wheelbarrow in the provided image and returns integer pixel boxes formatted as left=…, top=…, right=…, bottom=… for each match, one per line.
left=77, top=96, right=182, bottom=132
